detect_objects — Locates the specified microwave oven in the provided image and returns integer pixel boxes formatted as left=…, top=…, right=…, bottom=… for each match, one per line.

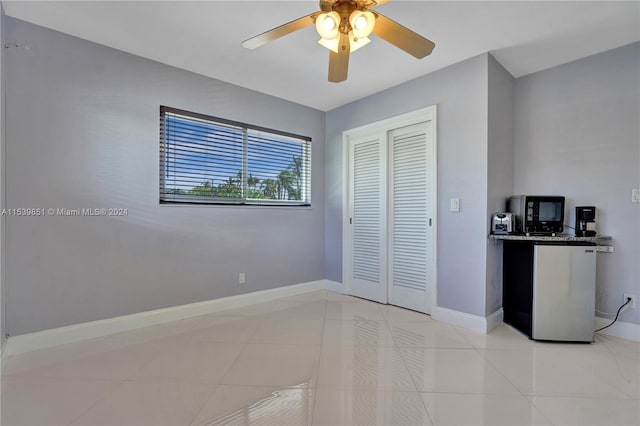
left=508, top=195, right=565, bottom=235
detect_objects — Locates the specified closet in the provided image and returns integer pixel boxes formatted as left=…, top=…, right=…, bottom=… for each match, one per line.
left=343, top=107, right=437, bottom=313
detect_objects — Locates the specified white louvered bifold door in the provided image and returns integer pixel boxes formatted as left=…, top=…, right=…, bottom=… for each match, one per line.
left=346, top=133, right=387, bottom=303
left=388, top=121, right=434, bottom=313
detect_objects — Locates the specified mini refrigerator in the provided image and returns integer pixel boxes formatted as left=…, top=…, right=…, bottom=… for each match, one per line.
left=532, top=242, right=596, bottom=342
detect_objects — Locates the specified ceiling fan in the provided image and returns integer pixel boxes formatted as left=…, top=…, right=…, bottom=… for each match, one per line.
left=242, top=0, right=435, bottom=83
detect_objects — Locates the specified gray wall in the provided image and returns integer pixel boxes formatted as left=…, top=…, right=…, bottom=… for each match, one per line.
left=515, top=42, right=640, bottom=324
left=1, top=6, right=6, bottom=348
left=5, top=17, right=325, bottom=336
left=486, top=55, right=515, bottom=315
left=325, top=54, right=491, bottom=317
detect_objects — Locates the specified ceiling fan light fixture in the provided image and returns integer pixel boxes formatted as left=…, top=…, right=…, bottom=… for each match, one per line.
left=318, top=32, right=369, bottom=54
left=349, top=33, right=370, bottom=52
left=315, top=11, right=341, bottom=40
left=349, top=10, right=375, bottom=39
left=318, top=37, right=339, bottom=53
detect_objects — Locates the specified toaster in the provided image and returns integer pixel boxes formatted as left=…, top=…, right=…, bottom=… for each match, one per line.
left=491, top=213, right=514, bottom=234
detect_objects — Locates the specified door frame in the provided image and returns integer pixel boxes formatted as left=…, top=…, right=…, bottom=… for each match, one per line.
left=342, top=106, right=438, bottom=312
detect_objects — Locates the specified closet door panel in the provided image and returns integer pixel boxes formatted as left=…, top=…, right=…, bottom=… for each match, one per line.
left=345, top=133, right=387, bottom=303
left=388, top=121, right=434, bottom=313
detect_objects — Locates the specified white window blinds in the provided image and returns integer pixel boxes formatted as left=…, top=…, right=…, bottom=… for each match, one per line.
left=160, top=106, right=311, bottom=206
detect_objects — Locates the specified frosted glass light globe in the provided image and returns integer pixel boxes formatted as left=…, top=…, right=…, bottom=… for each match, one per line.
left=354, top=16, right=367, bottom=31
left=315, top=11, right=340, bottom=40
left=323, top=16, right=336, bottom=32
left=349, top=10, right=375, bottom=39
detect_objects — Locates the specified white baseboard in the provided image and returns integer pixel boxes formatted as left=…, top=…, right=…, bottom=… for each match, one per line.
left=432, top=306, right=503, bottom=334
left=324, top=279, right=344, bottom=293
left=485, top=308, right=504, bottom=332
left=595, top=316, right=640, bottom=342
left=2, top=280, right=326, bottom=359
left=0, top=340, right=7, bottom=372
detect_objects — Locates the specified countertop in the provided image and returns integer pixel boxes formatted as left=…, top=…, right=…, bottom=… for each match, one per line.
left=488, top=234, right=612, bottom=243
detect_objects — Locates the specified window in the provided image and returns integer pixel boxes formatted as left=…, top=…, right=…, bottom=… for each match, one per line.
left=160, top=106, right=311, bottom=206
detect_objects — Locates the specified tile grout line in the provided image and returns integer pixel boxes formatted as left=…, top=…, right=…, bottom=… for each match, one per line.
left=462, top=325, right=537, bottom=401
left=64, top=315, right=227, bottom=426
left=64, top=379, right=125, bottom=426
left=382, top=306, right=437, bottom=425
left=183, top=295, right=323, bottom=425
left=309, top=291, right=329, bottom=426
left=186, top=383, right=220, bottom=426
left=473, top=341, right=562, bottom=425
left=185, top=311, right=258, bottom=426
left=473, top=345, right=531, bottom=399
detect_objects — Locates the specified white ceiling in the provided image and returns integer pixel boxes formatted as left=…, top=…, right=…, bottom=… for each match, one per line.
left=3, top=1, right=639, bottom=111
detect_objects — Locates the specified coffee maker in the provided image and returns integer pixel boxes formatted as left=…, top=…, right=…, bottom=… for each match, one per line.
left=575, top=206, right=596, bottom=237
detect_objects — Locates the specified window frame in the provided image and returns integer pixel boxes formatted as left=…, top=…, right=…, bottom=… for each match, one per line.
left=160, top=106, right=312, bottom=207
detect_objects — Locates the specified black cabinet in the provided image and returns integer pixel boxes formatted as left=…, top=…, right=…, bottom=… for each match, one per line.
left=502, top=240, right=534, bottom=337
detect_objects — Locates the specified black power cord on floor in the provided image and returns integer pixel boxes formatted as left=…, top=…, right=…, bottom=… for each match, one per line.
left=595, top=297, right=632, bottom=333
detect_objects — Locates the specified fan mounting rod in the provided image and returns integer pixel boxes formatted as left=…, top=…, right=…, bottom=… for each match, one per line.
left=334, top=1, right=358, bottom=35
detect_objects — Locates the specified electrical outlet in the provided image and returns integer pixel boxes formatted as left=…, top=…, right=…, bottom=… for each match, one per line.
left=239, top=272, right=246, bottom=285
left=623, top=294, right=636, bottom=309
left=632, top=189, right=640, bottom=203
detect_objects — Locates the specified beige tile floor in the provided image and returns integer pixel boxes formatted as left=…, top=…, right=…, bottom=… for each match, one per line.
left=1, top=290, right=639, bottom=425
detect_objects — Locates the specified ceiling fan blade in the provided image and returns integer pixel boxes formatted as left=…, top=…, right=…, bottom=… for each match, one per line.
left=372, top=12, right=435, bottom=59
left=328, top=32, right=350, bottom=83
left=242, top=13, right=317, bottom=49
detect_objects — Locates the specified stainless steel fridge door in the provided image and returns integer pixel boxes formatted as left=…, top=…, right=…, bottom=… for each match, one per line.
left=532, top=244, right=596, bottom=342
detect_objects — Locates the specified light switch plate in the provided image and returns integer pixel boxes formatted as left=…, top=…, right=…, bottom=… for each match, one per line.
left=450, top=198, right=460, bottom=212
